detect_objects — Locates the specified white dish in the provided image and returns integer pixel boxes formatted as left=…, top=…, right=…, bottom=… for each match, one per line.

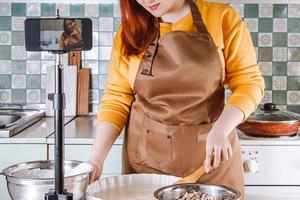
left=86, top=174, right=180, bottom=200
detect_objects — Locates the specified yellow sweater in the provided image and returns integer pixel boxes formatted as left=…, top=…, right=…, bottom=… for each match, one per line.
left=98, top=0, right=265, bottom=132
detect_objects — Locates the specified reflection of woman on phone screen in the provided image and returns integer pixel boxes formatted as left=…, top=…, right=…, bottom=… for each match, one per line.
left=59, top=19, right=82, bottom=50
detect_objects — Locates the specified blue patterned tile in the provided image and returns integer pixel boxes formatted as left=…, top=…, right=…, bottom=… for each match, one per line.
left=0, top=75, right=11, bottom=89
left=11, top=3, right=26, bottom=16
left=99, top=4, right=113, bottom=17
left=70, top=4, right=85, bottom=17
left=273, top=62, right=287, bottom=76
left=273, top=90, right=287, bottom=105
left=12, top=61, right=26, bottom=74
left=11, top=89, right=25, bottom=103
left=11, top=31, right=24, bottom=46
left=244, top=4, right=258, bottom=18
left=26, top=74, right=41, bottom=89
left=41, top=3, right=56, bottom=17
left=273, top=4, right=288, bottom=18
left=258, top=18, right=273, bottom=32
left=0, top=46, right=11, bottom=60
left=0, top=17, right=11, bottom=31
left=288, top=19, right=300, bottom=33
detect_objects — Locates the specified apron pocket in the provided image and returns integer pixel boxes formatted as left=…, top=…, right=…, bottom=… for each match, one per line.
left=143, top=115, right=173, bottom=164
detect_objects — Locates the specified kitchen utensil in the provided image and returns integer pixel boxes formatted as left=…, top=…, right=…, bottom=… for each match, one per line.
left=154, top=183, right=241, bottom=200
left=237, top=103, right=300, bottom=137
left=65, top=162, right=93, bottom=177
left=86, top=174, right=179, bottom=200
left=2, top=160, right=93, bottom=200
left=77, top=68, right=91, bottom=115
left=174, top=164, right=205, bottom=184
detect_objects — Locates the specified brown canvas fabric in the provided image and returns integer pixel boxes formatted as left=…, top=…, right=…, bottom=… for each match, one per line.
left=122, top=0, right=244, bottom=198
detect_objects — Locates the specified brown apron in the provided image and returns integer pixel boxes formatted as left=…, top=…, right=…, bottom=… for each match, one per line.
left=122, top=0, right=245, bottom=198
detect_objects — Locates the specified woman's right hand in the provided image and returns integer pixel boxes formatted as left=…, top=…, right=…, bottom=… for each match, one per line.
left=88, top=158, right=104, bottom=183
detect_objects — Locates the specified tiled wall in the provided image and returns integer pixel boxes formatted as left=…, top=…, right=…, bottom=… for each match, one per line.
left=0, top=2, right=299, bottom=114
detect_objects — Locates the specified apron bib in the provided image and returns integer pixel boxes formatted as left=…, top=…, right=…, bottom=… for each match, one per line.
left=122, top=0, right=244, bottom=198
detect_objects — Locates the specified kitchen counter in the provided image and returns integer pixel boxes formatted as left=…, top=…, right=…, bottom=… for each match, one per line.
left=1, top=116, right=300, bottom=200
left=1, top=115, right=299, bottom=146
left=47, top=116, right=123, bottom=145
left=0, top=116, right=75, bottom=144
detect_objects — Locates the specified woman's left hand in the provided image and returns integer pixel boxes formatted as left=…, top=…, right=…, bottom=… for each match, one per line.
left=204, top=130, right=232, bottom=173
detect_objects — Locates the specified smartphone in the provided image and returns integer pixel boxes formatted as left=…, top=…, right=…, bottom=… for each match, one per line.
left=25, top=18, right=92, bottom=51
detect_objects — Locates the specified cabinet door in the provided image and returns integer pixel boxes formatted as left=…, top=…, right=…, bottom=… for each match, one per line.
left=48, top=144, right=122, bottom=174
left=0, top=144, right=47, bottom=200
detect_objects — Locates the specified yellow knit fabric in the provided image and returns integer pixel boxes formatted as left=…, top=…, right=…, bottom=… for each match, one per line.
left=97, top=0, right=265, bottom=132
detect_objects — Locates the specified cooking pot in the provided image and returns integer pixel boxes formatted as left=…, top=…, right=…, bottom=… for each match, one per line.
left=237, top=103, right=300, bottom=137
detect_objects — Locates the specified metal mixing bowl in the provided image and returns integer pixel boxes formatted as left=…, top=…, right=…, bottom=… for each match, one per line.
left=2, top=160, right=92, bottom=200
left=154, top=183, right=241, bottom=200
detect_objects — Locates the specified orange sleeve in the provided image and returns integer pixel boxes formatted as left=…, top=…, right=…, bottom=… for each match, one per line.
left=221, top=5, right=265, bottom=120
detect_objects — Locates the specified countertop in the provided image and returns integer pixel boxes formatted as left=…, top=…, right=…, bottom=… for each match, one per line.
left=1, top=115, right=300, bottom=146
left=0, top=116, right=75, bottom=144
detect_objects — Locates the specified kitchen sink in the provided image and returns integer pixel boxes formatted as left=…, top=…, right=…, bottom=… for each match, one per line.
left=0, top=109, right=45, bottom=137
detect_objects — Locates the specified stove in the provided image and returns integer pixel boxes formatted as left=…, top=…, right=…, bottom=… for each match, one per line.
left=238, top=130, right=300, bottom=200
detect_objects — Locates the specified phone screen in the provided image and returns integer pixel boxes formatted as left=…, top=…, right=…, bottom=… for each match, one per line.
left=25, top=18, right=92, bottom=51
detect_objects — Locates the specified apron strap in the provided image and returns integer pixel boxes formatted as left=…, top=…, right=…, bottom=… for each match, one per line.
left=141, top=0, right=210, bottom=76
left=187, top=0, right=209, bottom=34
left=140, top=35, right=159, bottom=76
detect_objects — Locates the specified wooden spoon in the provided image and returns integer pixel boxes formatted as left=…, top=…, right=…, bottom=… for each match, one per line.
left=174, top=164, right=206, bottom=184
left=174, top=156, right=214, bottom=184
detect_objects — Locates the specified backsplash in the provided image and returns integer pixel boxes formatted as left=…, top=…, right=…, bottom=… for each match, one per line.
left=0, top=2, right=299, bottom=114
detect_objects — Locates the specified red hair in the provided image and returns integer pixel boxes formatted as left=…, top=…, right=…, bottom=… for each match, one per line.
left=120, top=0, right=159, bottom=58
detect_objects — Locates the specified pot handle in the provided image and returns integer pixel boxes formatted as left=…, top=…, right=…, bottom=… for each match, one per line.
left=262, top=103, right=279, bottom=111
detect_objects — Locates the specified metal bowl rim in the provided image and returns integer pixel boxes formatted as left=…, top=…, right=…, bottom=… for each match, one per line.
left=2, top=160, right=92, bottom=180
left=153, top=183, right=242, bottom=199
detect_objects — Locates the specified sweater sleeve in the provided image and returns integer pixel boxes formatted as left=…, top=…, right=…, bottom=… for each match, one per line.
left=97, top=28, right=134, bottom=132
left=222, top=6, right=265, bottom=120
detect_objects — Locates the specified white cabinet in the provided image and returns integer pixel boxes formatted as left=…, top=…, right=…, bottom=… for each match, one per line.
left=0, top=144, right=47, bottom=200
left=48, top=144, right=122, bottom=175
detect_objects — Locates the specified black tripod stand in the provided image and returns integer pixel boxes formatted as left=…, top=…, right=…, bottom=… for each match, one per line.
left=45, top=52, right=73, bottom=200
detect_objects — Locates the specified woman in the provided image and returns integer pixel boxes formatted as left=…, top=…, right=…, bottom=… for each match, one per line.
left=89, top=0, right=265, bottom=199
left=59, top=18, right=82, bottom=50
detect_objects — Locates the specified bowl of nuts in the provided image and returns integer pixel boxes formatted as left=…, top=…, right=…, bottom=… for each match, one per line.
left=154, top=183, right=241, bottom=200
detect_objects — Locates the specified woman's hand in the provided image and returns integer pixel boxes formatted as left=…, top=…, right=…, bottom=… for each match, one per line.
left=203, top=105, right=244, bottom=173
left=204, top=130, right=232, bottom=173
left=88, top=157, right=104, bottom=183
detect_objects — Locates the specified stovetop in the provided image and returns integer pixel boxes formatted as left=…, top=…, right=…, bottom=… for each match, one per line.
left=238, top=130, right=300, bottom=145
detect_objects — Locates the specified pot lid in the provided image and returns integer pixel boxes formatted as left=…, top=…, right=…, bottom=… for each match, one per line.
left=246, top=103, right=299, bottom=124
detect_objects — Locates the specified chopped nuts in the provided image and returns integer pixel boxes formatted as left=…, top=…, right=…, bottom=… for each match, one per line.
left=177, top=190, right=222, bottom=200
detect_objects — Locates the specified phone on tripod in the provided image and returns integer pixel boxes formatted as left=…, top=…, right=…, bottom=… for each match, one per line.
left=25, top=18, right=92, bottom=52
